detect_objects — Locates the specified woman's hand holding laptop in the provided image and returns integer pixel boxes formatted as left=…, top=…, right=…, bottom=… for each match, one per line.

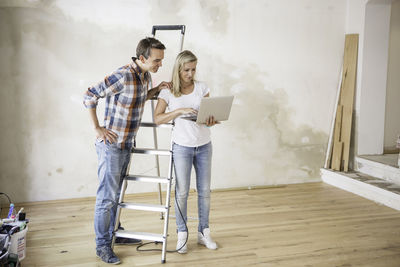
left=205, top=116, right=220, bottom=127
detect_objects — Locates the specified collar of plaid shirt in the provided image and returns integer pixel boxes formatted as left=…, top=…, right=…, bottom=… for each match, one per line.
left=131, top=57, right=150, bottom=83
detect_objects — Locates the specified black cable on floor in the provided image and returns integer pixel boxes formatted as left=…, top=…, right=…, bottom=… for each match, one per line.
left=136, top=181, right=188, bottom=253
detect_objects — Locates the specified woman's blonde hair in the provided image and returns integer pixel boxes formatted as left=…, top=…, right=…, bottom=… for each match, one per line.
left=171, top=50, right=197, bottom=97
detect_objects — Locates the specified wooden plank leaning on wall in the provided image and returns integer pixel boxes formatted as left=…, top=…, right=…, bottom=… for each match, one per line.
left=329, top=34, right=359, bottom=172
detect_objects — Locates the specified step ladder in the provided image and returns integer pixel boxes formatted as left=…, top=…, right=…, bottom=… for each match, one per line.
left=111, top=25, right=186, bottom=264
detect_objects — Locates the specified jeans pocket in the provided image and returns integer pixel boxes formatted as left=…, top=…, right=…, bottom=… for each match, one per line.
left=95, top=138, right=104, bottom=146
left=172, top=143, right=185, bottom=154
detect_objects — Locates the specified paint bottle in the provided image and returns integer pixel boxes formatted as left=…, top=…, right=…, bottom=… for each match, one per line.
left=7, top=203, right=15, bottom=219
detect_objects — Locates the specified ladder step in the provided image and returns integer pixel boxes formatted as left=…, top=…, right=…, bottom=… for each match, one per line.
left=120, top=202, right=168, bottom=212
left=115, top=230, right=164, bottom=242
left=140, top=122, right=174, bottom=128
left=125, top=175, right=170, bottom=184
left=132, top=148, right=172, bottom=156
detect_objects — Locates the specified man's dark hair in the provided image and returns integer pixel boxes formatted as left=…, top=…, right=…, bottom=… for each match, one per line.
left=136, top=37, right=166, bottom=59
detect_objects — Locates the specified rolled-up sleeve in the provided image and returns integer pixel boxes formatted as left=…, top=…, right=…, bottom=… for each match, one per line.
left=83, top=72, right=125, bottom=108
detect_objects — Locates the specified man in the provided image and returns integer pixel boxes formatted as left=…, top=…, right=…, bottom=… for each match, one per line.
left=83, top=37, right=170, bottom=264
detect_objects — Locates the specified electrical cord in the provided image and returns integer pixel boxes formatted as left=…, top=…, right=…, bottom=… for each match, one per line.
left=136, top=181, right=188, bottom=253
left=0, top=193, right=11, bottom=204
left=0, top=193, right=12, bottom=216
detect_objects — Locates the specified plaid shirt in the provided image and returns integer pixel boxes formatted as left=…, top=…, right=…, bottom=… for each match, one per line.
left=83, top=59, right=151, bottom=149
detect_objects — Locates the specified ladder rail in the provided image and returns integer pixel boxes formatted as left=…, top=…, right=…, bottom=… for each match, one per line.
left=111, top=173, right=129, bottom=249
left=151, top=24, right=185, bottom=264
left=161, top=141, right=174, bottom=262
left=152, top=25, right=185, bottom=222
left=150, top=100, right=164, bottom=220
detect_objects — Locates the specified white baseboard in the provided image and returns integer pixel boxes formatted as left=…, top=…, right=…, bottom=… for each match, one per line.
left=320, top=168, right=400, bottom=211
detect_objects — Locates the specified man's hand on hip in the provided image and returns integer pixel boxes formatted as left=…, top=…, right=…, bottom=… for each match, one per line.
left=95, top=126, right=118, bottom=144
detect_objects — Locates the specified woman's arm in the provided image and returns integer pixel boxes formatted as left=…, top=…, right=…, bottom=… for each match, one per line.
left=147, top=81, right=172, bottom=100
left=154, top=98, right=197, bottom=125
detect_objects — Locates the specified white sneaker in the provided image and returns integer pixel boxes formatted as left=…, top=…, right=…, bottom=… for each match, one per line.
left=176, top=231, right=188, bottom=254
left=198, top=228, right=218, bottom=250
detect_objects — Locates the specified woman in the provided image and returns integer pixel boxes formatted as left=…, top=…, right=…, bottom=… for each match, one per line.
left=154, top=50, right=218, bottom=253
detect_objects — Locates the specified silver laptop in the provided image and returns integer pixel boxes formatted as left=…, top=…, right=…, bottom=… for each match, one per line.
left=181, top=96, right=234, bottom=124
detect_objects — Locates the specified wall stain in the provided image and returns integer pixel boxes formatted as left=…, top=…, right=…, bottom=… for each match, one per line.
left=155, top=0, right=184, bottom=14
left=147, top=0, right=185, bottom=29
left=197, top=54, right=328, bottom=185
left=0, top=7, right=32, bottom=203
left=199, top=0, right=230, bottom=35
left=0, top=3, right=147, bottom=202
left=148, top=0, right=230, bottom=37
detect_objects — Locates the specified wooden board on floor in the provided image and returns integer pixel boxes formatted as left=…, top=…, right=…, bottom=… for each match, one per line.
left=332, top=141, right=343, bottom=170
left=339, top=34, right=358, bottom=172
left=331, top=34, right=358, bottom=172
left=331, top=105, right=343, bottom=170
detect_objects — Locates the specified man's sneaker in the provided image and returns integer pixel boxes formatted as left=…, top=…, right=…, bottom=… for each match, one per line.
left=115, top=236, right=142, bottom=245
left=115, top=226, right=142, bottom=245
left=176, top=231, right=188, bottom=254
left=198, top=228, right=217, bottom=250
left=96, top=246, right=121, bottom=265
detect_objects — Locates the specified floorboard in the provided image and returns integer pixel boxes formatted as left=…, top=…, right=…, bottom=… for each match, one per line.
left=6, top=182, right=400, bottom=266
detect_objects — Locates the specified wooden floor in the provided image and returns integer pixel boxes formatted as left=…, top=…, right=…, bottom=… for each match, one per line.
left=11, top=182, right=400, bottom=266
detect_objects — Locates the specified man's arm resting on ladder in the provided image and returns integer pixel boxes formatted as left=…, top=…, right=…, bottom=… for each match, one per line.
left=146, top=81, right=172, bottom=100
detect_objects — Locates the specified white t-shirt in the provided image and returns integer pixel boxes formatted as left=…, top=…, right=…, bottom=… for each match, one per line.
left=158, top=81, right=211, bottom=147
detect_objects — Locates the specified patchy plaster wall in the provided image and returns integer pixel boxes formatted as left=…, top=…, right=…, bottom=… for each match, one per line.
left=384, top=0, right=400, bottom=150
left=0, top=0, right=347, bottom=202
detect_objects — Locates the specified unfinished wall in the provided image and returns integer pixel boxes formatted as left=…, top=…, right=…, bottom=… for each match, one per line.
left=384, top=0, right=400, bottom=150
left=0, top=0, right=347, bottom=203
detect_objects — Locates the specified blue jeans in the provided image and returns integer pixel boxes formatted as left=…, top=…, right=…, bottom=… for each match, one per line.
left=94, top=140, right=131, bottom=249
left=173, top=142, right=212, bottom=233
